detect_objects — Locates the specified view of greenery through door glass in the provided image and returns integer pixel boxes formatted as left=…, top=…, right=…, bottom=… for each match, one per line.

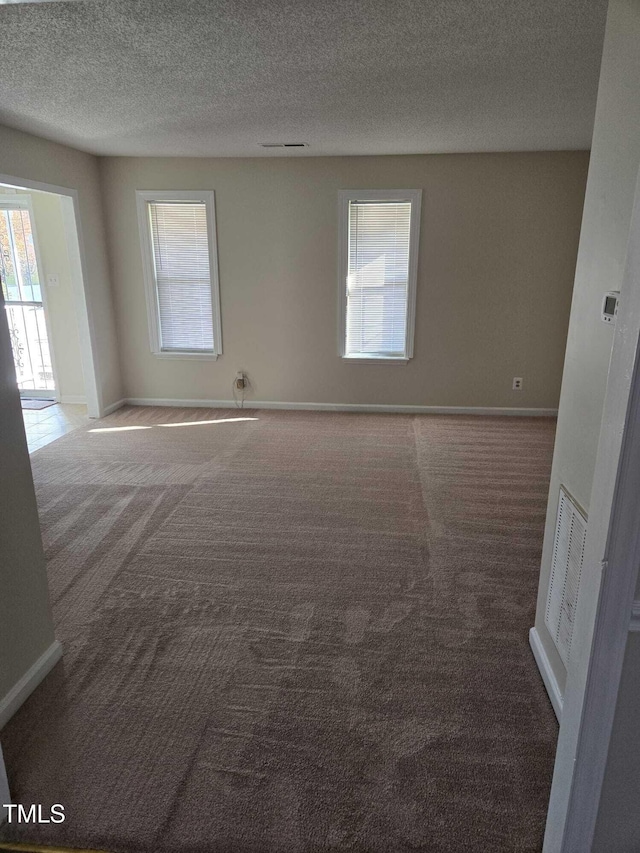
left=0, top=205, right=54, bottom=392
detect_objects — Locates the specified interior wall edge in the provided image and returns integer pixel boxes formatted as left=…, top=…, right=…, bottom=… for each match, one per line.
left=0, top=641, right=62, bottom=731
left=0, top=123, right=124, bottom=410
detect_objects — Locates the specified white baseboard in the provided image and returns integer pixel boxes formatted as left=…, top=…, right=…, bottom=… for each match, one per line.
left=0, top=641, right=63, bottom=730
left=100, top=398, right=127, bottom=417
left=122, top=397, right=558, bottom=417
left=58, top=395, right=87, bottom=405
left=529, top=627, right=563, bottom=721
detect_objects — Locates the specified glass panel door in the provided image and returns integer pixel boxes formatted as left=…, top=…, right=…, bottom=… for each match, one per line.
left=0, top=205, right=55, bottom=394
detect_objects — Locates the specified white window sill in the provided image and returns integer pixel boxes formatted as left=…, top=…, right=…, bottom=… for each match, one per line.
left=341, top=355, right=409, bottom=365
left=152, top=351, right=220, bottom=361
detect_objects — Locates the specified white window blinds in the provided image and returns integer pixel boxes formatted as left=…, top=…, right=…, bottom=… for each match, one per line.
left=148, top=201, right=215, bottom=353
left=345, top=199, right=413, bottom=359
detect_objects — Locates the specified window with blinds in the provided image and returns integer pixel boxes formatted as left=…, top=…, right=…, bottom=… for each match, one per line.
left=339, top=190, right=421, bottom=361
left=137, top=191, right=222, bottom=358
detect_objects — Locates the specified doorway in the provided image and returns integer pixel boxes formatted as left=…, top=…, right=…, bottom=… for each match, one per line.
left=0, top=176, right=102, bottom=426
left=0, top=195, right=56, bottom=400
left=0, top=187, right=91, bottom=449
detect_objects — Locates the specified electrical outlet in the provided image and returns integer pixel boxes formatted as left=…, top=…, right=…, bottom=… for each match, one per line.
left=235, top=371, right=247, bottom=391
left=513, top=377, right=523, bottom=391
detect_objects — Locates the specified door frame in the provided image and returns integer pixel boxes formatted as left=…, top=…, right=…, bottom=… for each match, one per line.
left=0, top=175, right=100, bottom=418
left=0, top=192, right=60, bottom=400
left=544, top=169, right=640, bottom=850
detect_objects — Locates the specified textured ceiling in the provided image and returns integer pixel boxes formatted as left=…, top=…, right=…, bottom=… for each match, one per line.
left=0, top=0, right=607, bottom=157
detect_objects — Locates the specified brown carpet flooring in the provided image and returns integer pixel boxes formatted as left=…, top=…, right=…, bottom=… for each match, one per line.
left=1, top=407, right=558, bottom=853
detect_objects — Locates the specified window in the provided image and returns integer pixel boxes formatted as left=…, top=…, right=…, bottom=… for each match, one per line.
left=136, top=191, right=222, bottom=358
left=338, top=189, right=421, bottom=362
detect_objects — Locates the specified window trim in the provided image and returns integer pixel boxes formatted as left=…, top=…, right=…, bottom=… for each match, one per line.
left=337, top=188, right=422, bottom=363
left=136, top=190, right=223, bottom=360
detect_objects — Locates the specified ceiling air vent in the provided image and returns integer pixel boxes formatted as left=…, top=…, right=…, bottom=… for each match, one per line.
left=259, top=142, right=308, bottom=148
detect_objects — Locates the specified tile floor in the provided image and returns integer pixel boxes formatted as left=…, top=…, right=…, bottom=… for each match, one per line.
left=22, top=402, right=89, bottom=454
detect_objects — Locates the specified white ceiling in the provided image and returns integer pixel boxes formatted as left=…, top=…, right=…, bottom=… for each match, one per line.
left=0, top=0, right=608, bottom=157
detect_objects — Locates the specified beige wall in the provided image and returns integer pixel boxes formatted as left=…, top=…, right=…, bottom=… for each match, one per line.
left=533, top=0, right=640, bottom=698
left=0, top=124, right=122, bottom=411
left=28, top=189, right=86, bottom=401
left=0, top=278, right=56, bottom=707
left=0, top=124, right=121, bottom=725
left=100, top=151, right=588, bottom=409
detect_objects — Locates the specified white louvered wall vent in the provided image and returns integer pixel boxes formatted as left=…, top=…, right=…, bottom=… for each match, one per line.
left=545, top=486, right=588, bottom=667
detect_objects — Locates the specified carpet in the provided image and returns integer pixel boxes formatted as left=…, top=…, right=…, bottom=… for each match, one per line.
left=20, top=399, right=55, bottom=411
left=0, top=844, right=106, bottom=853
left=0, top=407, right=558, bottom=853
